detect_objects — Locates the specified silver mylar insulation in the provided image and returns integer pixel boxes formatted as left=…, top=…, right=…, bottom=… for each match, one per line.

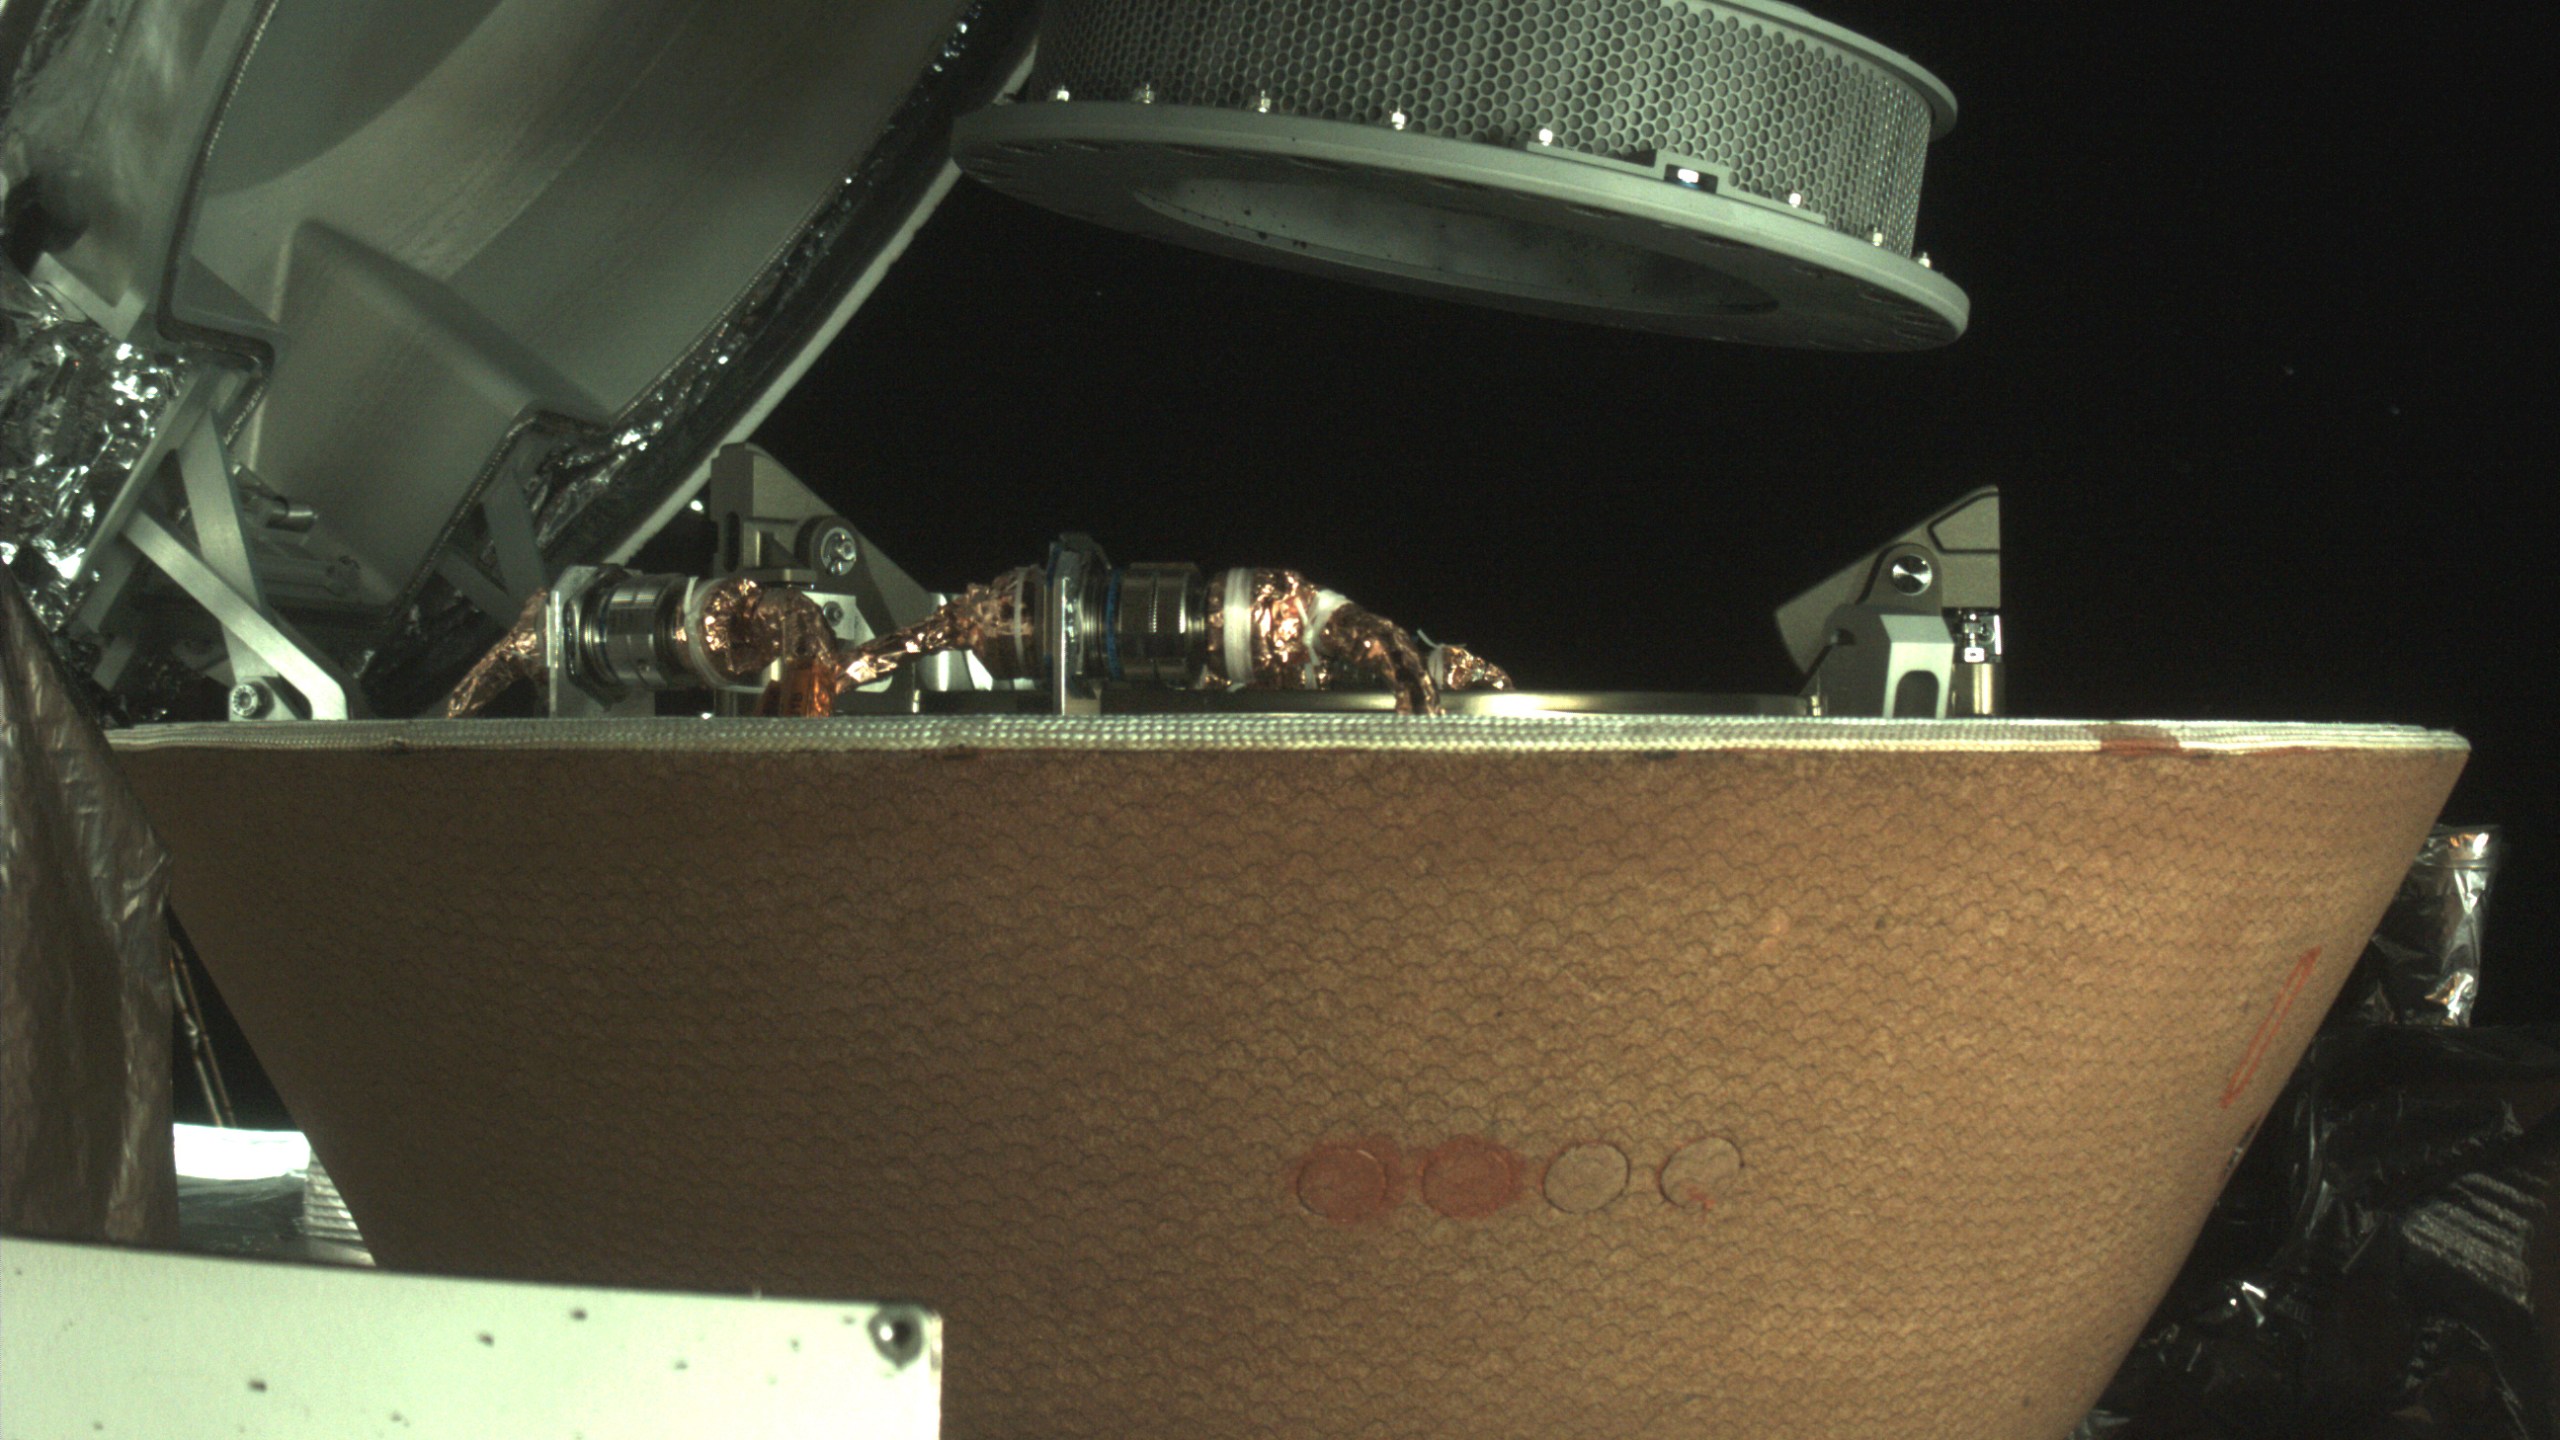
left=954, top=0, right=1966, bottom=348
left=0, top=0, right=1036, bottom=717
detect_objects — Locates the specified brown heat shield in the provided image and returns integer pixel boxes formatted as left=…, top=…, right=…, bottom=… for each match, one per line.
left=112, top=716, right=2465, bottom=1440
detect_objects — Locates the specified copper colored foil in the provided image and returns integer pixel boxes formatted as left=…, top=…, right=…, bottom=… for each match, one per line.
left=696, top=577, right=834, bottom=687
left=1248, top=569, right=1321, bottom=690
left=760, top=658, right=840, bottom=718
left=1316, top=603, right=1441, bottom=715
left=442, top=591, right=550, bottom=719
left=830, top=567, right=1041, bottom=695
left=1431, top=644, right=1514, bottom=694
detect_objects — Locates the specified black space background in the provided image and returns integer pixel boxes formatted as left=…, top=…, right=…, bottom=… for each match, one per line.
left=179, top=4, right=2560, bottom=1129
left=744, top=3, right=2559, bottom=1024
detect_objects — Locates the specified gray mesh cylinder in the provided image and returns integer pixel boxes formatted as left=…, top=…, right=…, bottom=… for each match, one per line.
left=1028, top=0, right=1946, bottom=253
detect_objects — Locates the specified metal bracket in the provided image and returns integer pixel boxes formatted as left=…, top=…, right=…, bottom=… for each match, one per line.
left=692, top=444, right=984, bottom=715
left=1774, top=487, right=2001, bottom=718
left=125, top=513, right=354, bottom=720
left=114, top=400, right=360, bottom=720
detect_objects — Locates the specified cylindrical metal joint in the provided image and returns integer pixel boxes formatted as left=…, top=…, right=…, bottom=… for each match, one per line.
left=1111, top=563, right=1206, bottom=686
left=976, top=567, right=1048, bottom=683
left=579, top=572, right=692, bottom=693
left=578, top=572, right=777, bottom=694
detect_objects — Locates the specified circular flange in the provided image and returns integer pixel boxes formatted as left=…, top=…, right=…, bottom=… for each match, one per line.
left=954, top=103, right=1965, bottom=349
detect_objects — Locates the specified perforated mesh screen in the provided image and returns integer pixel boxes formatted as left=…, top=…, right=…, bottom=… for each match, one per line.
left=1029, top=0, right=1939, bottom=253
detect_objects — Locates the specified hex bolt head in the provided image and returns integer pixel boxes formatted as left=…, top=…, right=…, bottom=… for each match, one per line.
left=228, top=680, right=273, bottom=720
left=1888, top=553, right=1935, bottom=595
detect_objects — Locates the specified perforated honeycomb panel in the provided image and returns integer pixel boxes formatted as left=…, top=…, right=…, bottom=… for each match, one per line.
left=1029, top=0, right=1944, bottom=252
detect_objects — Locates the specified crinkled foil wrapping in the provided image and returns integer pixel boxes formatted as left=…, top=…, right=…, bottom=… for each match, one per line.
left=2344, top=825, right=2501, bottom=1027
left=0, top=0, right=1034, bottom=715
left=1247, top=568, right=1320, bottom=690
left=1315, top=602, right=1440, bottom=715
left=1430, top=643, right=1514, bottom=694
left=831, top=565, right=1039, bottom=694
left=0, top=573, right=179, bottom=1242
left=0, top=260, right=193, bottom=627
left=442, top=590, right=549, bottom=720
left=695, top=576, right=834, bottom=686
left=797, top=562, right=1502, bottom=716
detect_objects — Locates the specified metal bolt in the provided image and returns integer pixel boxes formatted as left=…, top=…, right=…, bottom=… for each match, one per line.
left=822, top=601, right=846, bottom=627
left=815, top=528, right=859, bottom=576
left=1868, top=229, right=1885, bottom=246
left=1133, top=82, right=1154, bottom=104
left=1916, top=251, right=1933, bottom=269
left=1887, top=553, right=1935, bottom=596
left=1673, top=167, right=1702, bottom=186
left=1786, top=190, right=1805, bottom=208
left=868, top=1308, right=927, bottom=1369
left=1254, top=90, right=1273, bottom=114
left=1535, top=126, right=1555, bottom=146
left=1388, top=108, right=1407, bottom=130
left=228, top=680, right=273, bottom=720
left=1049, top=85, right=1070, bottom=102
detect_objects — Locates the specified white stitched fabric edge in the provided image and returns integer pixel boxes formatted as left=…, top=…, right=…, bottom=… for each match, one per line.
left=107, top=715, right=2469, bottom=756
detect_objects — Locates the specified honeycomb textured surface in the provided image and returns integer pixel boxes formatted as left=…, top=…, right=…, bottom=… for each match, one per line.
left=1030, top=0, right=1939, bottom=251
left=117, top=723, right=2464, bottom=1440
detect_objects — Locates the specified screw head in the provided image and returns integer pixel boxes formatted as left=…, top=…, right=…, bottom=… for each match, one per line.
left=1388, top=109, right=1407, bottom=130
left=1786, top=190, right=1805, bottom=208
left=228, top=680, right=272, bottom=720
left=814, top=527, right=859, bottom=576
left=1254, top=90, right=1273, bottom=114
left=1133, top=82, right=1154, bottom=104
left=822, top=601, right=846, bottom=627
left=1887, top=554, right=1935, bottom=596
left=1535, top=126, right=1555, bottom=145
left=1049, top=85, right=1070, bottom=102
left=868, top=1308, right=927, bottom=1369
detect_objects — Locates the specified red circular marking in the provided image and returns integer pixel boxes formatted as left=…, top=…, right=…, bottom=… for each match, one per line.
left=1420, top=1136, right=1524, bottom=1219
left=1294, top=1140, right=1400, bottom=1223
